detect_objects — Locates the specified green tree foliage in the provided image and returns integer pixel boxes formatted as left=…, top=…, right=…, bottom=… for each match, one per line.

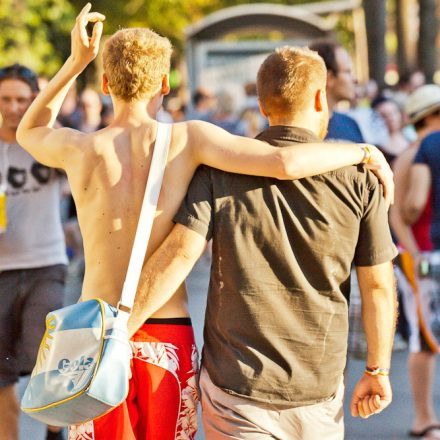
left=69, top=0, right=328, bottom=51
left=0, top=0, right=75, bottom=74
left=0, top=0, right=329, bottom=74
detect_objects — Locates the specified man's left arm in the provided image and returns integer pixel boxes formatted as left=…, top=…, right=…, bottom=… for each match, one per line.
left=351, top=171, right=398, bottom=419
left=128, top=224, right=206, bottom=335
left=129, top=165, right=214, bottom=335
left=351, top=262, right=397, bottom=419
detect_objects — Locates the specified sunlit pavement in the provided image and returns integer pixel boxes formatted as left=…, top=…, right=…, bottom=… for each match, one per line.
left=18, top=253, right=440, bottom=439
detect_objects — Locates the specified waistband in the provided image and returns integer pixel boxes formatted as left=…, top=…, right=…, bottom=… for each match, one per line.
left=132, top=317, right=195, bottom=344
left=145, top=317, right=192, bottom=326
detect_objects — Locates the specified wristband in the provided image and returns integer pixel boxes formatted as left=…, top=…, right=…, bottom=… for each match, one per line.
left=365, top=366, right=389, bottom=376
left=360, top=145, right=372, bottom=164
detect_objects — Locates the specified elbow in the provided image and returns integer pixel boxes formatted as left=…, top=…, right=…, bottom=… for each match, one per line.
left=277, top=149, right=302, bottom=180
left=16, top=122, right=28, bottom=149
left=403, top=202, right=424, bottom=225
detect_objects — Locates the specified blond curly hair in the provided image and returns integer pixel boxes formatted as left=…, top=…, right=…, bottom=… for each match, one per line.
left=103, top=28, right=172, bottom=102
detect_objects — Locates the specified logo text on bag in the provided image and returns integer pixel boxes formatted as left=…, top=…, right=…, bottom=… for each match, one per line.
left=57, top=356, right=94, bottom=374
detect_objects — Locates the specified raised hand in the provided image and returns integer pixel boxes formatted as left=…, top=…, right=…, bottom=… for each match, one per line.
left=70, top=3, right=105, bottom=70
left=365, top=145, right=395, bottom=208
left=350, top=373, right=392, bottom=419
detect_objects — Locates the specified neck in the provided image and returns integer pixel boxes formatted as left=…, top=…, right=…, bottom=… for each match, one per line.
left=268, top=112, right=323, bottom=139
left=111, top=93, right=162, bottom=125
left=417, top=124, right=440, bottom=141
left=83, top=113, right=102, bottom=127
left=0, top=125, right=17, bottom=143
left=326, top=91, right=337, bottom=116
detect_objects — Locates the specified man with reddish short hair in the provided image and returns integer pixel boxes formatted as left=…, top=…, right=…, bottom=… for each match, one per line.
left=132, top=46, right=397, bottom=439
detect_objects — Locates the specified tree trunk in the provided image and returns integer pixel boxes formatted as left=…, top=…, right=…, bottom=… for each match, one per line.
left=396, top=0, right=414, bottom=76
left=418, top=0, right=438, bottom=82
left=362, top=0, right=387, bottom=89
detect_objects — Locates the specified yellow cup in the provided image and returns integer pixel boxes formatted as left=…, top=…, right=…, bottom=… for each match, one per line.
left=0, top=191, right=7, bottom=233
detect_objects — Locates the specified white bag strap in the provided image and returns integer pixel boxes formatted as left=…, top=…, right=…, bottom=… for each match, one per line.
left=117, top=122, right=171, bottom=315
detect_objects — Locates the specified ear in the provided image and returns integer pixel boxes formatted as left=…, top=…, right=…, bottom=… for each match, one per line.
left=326, top=71, right=336, bottom=90
left=161, top=75, right=170, bottom=96
left=258, top=99, right=268, bottom=118
left=314, top=89, right=324, bottom=112
left=101, top=73, right=110, bottom=95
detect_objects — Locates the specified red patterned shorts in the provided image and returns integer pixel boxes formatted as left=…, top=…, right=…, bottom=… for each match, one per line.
left=69, top=318, right=199, bottom=440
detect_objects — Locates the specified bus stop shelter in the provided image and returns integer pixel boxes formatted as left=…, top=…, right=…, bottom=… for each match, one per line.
left=185, top=1, right=365, bottom=98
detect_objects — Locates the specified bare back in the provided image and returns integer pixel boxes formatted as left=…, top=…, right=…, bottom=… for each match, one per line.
left=66, top=122, right=197, bottom=317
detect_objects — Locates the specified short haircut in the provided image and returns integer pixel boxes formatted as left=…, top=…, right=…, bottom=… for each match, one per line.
left=256, top=46, right=327, bottom=118
left=371, top=95, right=399, bottom=109
left=103, top=28, right=172, bottom=102
left=309, top=39, right=341, bottom=74
left=0, top=64, right=39, bottom=93
left=193, top=88, right=211, bottom=106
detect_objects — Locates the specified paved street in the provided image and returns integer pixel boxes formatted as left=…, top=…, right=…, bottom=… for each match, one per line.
left=18, top=254, right=440, bottom=439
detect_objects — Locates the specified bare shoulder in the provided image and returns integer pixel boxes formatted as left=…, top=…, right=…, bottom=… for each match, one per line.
left=62, top=130, right=109, bottom=171
left=69, top=130, right=103, bottom=155
left=179, top=119, right=233, bottom=153
left=174, top=120, right=209, bottom=139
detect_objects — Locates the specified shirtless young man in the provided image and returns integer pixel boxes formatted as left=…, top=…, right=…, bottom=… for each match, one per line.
left=17, top=5, right=393, bottom=440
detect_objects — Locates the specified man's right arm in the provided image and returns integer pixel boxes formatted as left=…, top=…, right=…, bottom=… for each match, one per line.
left=186, top=120, right=394, bottom=206
left=350, top=169, right=397, bottom=418
left=128, top=224, right=206, bottom=335
left=16, top=4, right=104, bottom=168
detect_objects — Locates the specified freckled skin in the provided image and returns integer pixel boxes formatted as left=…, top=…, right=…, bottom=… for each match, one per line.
left=66, top=123, right=197, bottom=318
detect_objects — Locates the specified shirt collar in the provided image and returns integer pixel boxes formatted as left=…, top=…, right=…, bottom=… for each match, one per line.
left=256, top=125, right=321, bottom=145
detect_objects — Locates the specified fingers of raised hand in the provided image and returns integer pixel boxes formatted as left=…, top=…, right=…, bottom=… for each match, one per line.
left=90, top=20, right=104, bottom=51
left=75, top=3, right=91, bottom=24
left=85, top=12, right=106, bottom=23
left=75, top=4, right=105, bottom=48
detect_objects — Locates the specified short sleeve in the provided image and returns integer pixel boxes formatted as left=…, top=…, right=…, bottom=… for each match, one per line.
left=414, top=132, right=440, bottom=168
left=173, top=166, right=214, bottom=241
left=354, top=175, right=398, bottom=266
left=414, top=142, right=429, bottom=165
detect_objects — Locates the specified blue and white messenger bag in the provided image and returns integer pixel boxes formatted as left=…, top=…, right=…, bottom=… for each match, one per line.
left=21, top=123, right=172, bottom=426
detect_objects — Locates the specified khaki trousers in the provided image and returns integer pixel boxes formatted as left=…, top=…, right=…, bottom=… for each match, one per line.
left=200, top=367, right=344, bottom=440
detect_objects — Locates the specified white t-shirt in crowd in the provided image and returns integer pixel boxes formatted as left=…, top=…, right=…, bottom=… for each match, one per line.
left=0, top=140, right=68, bottom=270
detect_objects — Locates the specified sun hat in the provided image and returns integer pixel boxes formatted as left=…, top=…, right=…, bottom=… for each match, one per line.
left=405, top=84, right=440, bottom=124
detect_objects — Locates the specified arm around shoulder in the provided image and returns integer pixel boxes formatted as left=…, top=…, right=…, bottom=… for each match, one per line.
left=187, top=121, right=393, bottom=203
